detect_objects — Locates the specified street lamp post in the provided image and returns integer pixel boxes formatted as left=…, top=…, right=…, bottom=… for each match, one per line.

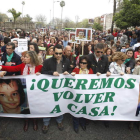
left=22, top=1, right=25, bottom=18
left=53, top=0, right=60, bottom=27
left=60, top=1, right=65, bottom=31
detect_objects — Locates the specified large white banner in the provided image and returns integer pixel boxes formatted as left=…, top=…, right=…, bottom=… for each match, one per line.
left=0, top=74, right=140, bottom=121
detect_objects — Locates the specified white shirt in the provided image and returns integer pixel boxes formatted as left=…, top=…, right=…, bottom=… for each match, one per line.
left=133, top=43, right=140, bottom=50
left=15, top=47, right=22, bottom=57
left=109, top=62, right=125, bottom=74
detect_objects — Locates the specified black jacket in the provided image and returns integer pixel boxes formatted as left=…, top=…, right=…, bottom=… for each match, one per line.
left=88, top=53, right=109, bottom=74
left=125, top=58, right=135, bottom=70
left=1, top=51, right=22, bottom=75
left=41, top=55, right=72, bottom=75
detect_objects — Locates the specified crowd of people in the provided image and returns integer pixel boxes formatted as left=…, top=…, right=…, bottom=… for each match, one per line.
left=0, top=27, right=140, bottom=133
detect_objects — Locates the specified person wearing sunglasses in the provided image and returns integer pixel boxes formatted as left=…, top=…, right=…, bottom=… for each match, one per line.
left=41, top=44, right=71, bottom=134
left=88, top=43, right=110, bottom=76
left=109, top=52, right=128, bottom=75
left=88, top=43, right=111, bottom=127
left=71, top=55, right=93, bottom=133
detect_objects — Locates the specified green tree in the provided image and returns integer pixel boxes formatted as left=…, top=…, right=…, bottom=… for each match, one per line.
left=93, top=23, right=103, bottom=31
left=17, top=14, right=33, bottom=23
left=7, top=8, right=22, bottom=23
left=0, top=12, right=9, bottom=22
left=79, top=19, right=91, bottom=28
left=114, top=0, right=140, bottom=29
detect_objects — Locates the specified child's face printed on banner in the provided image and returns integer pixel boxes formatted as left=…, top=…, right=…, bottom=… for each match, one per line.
left=0, top=81, right=20, bottom=110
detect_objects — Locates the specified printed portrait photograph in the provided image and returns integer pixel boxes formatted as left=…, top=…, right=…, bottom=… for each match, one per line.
left=135, top=83, right=140, bottom=117
left=69, top=32, right=76, bottom=43
left=0, top=79, right=30, bottom=114
left=75, top=28, right=86, bottom=40
left=88, top=19, right=94, bottom=24
left=87, top=29, right=92, bottom=41
left=76, top=40, right=81, bottom=44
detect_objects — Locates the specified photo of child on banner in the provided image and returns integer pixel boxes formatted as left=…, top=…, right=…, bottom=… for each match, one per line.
left=88, top=19, right=94, bottom=24
left=69, top=32, right=76, bottom=43
left=0, top=79, right=30, bottom=114
left=136, top=83, right=140, bottom=116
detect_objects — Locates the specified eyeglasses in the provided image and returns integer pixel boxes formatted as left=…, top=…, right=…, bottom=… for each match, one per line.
left=80, top=62, right=87, bottom=65
left=55, top=52, right=62, bottom=55
left=97, top=51, right=103, bottom=53
left=6, top=48, right=12, bottom=50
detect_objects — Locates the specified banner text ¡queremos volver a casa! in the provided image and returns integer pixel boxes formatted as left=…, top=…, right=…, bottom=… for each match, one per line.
left=0, top=74, right=140, bottom=121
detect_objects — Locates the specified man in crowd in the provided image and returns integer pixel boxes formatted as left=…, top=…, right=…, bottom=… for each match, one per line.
left=13, top=40, right=22, bottom=57
left=63, top=45, right=76, bottom=70
left=0, top=31, right=4, bottom=42
left=1, top=37, right=11, bottom=53
left=133, top=37, right=140, bottom=51
left=62, top=36, right=68, bottom=48
left=1, top=42, right=22, bottom=76
left=88, top=43, right=110, bottom=76
left=41, top=44, right=71, bottom=134
left=88, top=43, right=111, bottom=127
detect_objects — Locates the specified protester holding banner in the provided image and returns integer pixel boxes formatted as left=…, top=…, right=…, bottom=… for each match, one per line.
left=71, top=55, right=93, bottom=133
left=41, top=44, right=71, bottom=134
left=124, top=49, right=135, bottom=73
left=88, top=43, right=110, bottom=76
left=88, top=43, right=111, bottom=127
left=109, top=52, right=128, bottom=75
left=29, top=42, right=43, bottom=65
left=0, top=51, right=43, bottom=132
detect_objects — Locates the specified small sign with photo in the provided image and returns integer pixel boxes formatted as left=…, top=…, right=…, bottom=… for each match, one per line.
left=88, top=19, right=94, bottom=24
left=69, top=32, right=76, bottom=43
left=75, top=40, right=81, bottom=44
left=75, top=28, right=92, bottom=41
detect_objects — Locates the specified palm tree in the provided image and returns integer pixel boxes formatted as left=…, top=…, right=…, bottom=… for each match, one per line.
left=7, top=8, right=22, bottom=23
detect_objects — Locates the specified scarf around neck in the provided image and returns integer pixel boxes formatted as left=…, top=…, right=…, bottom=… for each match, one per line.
left=23, top=64, right=35, bottom=75
left=6, top=53, right=13, bottom=62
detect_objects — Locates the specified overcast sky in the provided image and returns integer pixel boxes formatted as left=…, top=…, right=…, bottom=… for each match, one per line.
left=0, top=0, right=113, bottom=22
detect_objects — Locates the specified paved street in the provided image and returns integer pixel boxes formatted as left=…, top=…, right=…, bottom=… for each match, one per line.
left=0, top=114, right=140, bottom=140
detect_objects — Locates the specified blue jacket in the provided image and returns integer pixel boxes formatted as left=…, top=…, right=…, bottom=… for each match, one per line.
left=130, top=38, right=137, bottom=47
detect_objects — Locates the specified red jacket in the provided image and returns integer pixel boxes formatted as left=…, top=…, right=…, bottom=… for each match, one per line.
left=1, top=63, right=42, bottom=75
left=72, top=68, right=93, bottom=74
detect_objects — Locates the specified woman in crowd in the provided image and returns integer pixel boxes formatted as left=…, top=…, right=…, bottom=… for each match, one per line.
left=47, top=37, right=56, bottom=47
left=71, top=55, right=93, bottom=133
left=130, top=34, right=137, bottom=47
left=87, top=44, right=93, bottom=54
left=56, top=40, right=63, bottom=46
left=46, top=46, right=54, bottom=59
left=109, top=52, right=129, bottom=75
left=124, top=49, right=135, bottom=73
left=0, top=51, right=42, bottom=132
left=29, top=42, right=43, bottom=65
left=134, top=46, right=140, bottom=59
left=104, top=48, right=113, bottom=57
